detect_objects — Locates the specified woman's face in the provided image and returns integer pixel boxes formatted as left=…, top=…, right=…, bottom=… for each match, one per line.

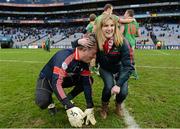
left=102, top=19, right=115, bottom=39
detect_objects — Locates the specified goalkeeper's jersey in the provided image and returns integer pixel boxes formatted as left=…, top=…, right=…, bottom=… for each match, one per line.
left=39, top=48, right=93, bottom=109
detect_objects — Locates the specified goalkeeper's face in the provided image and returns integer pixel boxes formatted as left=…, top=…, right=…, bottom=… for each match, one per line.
left=78, top=33, right=97, bottom=63
left=81, top=47, right=97, bottom=63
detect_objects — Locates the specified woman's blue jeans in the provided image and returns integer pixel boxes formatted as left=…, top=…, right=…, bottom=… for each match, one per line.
left=99, top=67, right=128, bottom=104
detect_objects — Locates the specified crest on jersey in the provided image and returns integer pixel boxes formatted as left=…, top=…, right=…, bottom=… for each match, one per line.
left=62, top=62, right=68, bottom=70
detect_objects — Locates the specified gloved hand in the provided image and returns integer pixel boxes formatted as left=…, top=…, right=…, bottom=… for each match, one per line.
left=66, top=107, right=86, bottom=127
left=84, top=108, right=96, bottom=125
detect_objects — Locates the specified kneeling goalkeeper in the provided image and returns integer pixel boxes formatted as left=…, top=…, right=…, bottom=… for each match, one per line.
left=35, top=33, right=97, bottom=127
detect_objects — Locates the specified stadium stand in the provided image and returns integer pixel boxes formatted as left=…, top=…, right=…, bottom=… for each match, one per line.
left=0, top=0, right=179, bottom=49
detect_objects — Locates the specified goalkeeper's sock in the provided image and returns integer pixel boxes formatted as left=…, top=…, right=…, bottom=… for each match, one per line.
left=48, top=103, right=58, bottom=116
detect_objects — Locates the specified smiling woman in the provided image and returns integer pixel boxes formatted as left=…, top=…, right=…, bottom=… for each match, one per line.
left=94, top=14, right=135, bottom=119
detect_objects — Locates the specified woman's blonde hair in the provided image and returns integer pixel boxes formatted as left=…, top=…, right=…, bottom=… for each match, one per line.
left=95, top=14, right=123, bottom=51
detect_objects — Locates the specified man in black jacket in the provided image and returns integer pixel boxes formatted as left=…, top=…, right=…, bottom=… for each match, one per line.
left=35, top=33, right=97, bottom=127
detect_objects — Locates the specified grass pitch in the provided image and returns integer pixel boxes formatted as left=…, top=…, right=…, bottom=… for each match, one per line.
left=0, top=49, right=180, bottom=128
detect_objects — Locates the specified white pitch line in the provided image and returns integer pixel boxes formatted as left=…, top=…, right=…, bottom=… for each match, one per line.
left=0, top=51, right=43, bottom=54
left=122, top=103, right=140, bottom=129
left=137, top=53, right=180, bottom=56
left=136, top=65, right=180, bottom=70
left=0, top=59, right=45, bottom=64
left=155, top=50, right=170, bottom=55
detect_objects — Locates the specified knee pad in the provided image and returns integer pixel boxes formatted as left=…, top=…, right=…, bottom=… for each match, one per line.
left=35, top=99, right=49, bottom=109
left=35, top=88, right=52, bottom=109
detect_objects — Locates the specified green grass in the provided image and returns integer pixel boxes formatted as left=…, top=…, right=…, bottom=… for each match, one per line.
left=0, top=49, right=180, bottom=128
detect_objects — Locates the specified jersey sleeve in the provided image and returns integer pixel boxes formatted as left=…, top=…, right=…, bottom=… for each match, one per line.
left=51, top=52, right=74, bottom=109
left=116, top=39, right=135, bottom=87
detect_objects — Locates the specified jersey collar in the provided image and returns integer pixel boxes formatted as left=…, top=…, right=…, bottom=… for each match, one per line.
left=74, top=48, right=80, bottom=60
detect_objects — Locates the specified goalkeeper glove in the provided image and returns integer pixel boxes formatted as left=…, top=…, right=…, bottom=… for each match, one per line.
left=84, top=108, right=96, bottom=125
left=66, top=107, right=86, bottom=127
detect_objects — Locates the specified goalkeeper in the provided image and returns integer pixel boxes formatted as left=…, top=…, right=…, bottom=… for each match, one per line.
left=35, top=33, right=97, bottom=127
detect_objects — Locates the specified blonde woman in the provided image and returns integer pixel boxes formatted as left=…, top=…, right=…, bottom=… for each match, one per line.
left=95, top=14, right=135, bottom=119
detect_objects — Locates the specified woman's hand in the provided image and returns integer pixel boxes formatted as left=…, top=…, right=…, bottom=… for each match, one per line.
left=111, top=85, right=121, bottom=94
left=78, top=37, right=95, bottom=48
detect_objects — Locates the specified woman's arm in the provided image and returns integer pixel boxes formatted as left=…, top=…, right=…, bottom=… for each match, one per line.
left=116, top=39, right=135, bottom=87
